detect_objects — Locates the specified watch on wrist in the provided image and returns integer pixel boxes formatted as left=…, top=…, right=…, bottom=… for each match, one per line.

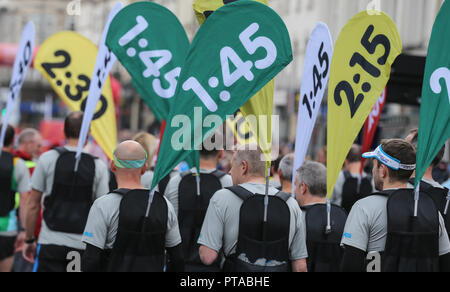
left=25, top=237, right=36, bottom=244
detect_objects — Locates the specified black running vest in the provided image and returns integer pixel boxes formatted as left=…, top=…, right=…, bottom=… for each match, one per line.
left=224, top=186, right=291, bottom=272
left=409, top=178, right=450, bottom=235
left=44, top=147, right=96, bottom=234
left=0, top=151, right=16, bottom=217
left=178, top=170, right=226, bottom=272
left=107, top=189, right=168, bottom=272
left=378, top=189, right=440, bottom=272
left=301, top=203, right=347, bottom=272
left=341, top=171, right=373, bottom=214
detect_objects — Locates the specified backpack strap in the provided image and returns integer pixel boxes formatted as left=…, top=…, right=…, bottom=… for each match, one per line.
left=53, top=147, right=97, bottom=160
left=370, top=189, right=396, bottom=197
left=180, top=170, right=193, bottom=179
left=112, top=189, right=132, bottom=196
left=343, top=170, right=352, bottom=180
left=226, top=186, right=254, bottom=202
left=300, top=205, right=314, bottom=212
left=54, top=147, right=69, bottom=155
left=211, top=170, right=227, bottom=180
left=275, top=191, right=291, bottom=202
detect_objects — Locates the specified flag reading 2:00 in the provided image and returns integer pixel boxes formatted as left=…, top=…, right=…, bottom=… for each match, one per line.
left=177, top=1, right=292, bottom=117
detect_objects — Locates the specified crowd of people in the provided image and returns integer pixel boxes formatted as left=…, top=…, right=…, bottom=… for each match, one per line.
left=0, top=111, right=449, bottom=272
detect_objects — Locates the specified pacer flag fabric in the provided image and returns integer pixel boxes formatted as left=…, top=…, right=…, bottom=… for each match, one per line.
left=76, top=2, right=123, bottom=169
left=194, top=0, right=274, bottom=162
left=193, top=0, right=268, bottom=26
left=35, top=32, right=117, bottom=160
left=360, top=88, right=386, bottom=172
left=226, top=111, right=259, bottom=145
left=292, top=22, right=333, bottom=189
left=415, top=1, right=450, bottom=187
left=327, top=11, right=402, bottom=197
left=0, top=22, right=35, bottom=151
left=151, top=1, right=292, bottom=190
left=106, top=1, right=190, bottom=122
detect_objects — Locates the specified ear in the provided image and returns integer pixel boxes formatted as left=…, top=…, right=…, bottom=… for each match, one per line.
left=300, top=182, right=308, bottom=195
left=110, top=161, right=117, bottom=173
left=278, top=169, right=283, bottom=181
left=141, top=166, right=146, bottom=176
left=218, top=150, right=224, bottom=159
left=381, top=164, right=388, bottom=178
left=242, top=160, right=249, bottom=176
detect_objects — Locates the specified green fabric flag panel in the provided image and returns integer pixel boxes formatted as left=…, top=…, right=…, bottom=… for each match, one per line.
left=151, top=1, right=293, bottom=189
left=105, top=1, right=190, bottom=122
left=415, top=1, right=450, bottom=187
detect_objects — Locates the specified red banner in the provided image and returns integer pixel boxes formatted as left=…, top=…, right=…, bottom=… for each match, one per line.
left=360, top=88, right=387, bottom=173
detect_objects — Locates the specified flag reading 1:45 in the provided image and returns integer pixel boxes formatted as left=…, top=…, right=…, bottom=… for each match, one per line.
left=327, top=11, right=402, bottom=198
left=151, top=1, right=292, bottom=190
left=105, top=1, right=189, bottom=122
left=415, top=0, right=450, bottom=188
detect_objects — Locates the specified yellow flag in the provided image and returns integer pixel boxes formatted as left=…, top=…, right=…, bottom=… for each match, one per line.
left=35, top=31, right=117, bottom=160
left=193, top=0, right=274, bottom=163
left=193, top=0, right=268, bottom=25
left=226, top=111, right=259, bottom=146
left=327, top=11, right=402, bottom=197
left=240, top=80, right=274, bottom=163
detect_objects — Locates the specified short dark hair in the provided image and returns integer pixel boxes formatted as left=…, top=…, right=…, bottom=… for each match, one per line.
left=0, top=124, right=15, bottom=147
left=378, top=139, right=416, bottom=183
left=407, top=128, right=445, bottom=167
left=200, top=132, right=221, bottom=159
left=64, top=112, right=83, bottom=139
left=346, top=144, right=362, bottom=163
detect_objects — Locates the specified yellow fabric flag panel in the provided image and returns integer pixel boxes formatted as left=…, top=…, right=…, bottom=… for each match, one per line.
left=34, top=31, right=117, bottom=160
left=327, top=11, right=402, bottom=197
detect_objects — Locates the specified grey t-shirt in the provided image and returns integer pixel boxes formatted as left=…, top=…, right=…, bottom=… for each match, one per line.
left=341, top=190, right=450, bottom=255
left=82, top=191, right=181, bottom=250
left=0, top=157, right=31, bottom=237
left=164, top=168, right=233, bottom=216
left=31, top=146, right=110, bottom=250
left=141, top=170, right=154, bottom=189
left=198, top=183, right=308, bottom=263
left=331, top=170, right=374, bottom=206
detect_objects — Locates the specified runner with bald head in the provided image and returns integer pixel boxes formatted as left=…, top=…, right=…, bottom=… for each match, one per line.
left=82, top=141, right=184, bottom=272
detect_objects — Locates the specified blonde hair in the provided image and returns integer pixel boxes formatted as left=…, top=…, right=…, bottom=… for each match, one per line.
left=133, top=132, right=158, bottom=169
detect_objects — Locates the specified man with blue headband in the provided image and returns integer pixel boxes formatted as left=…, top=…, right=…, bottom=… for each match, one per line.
left=340, top=139, right=450, bottom=272
left=81, top=141, right=184, bottom=272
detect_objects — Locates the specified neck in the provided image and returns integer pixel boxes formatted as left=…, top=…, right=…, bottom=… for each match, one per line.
left=243, top=176, right=267, bottom=185
left=347, top=162, right=362, bottom=174
left=199, top=159, right=217, bottom=170
left=281, top=181, right=292, bottom=194
left=383, top=179, right=408, bottom=190
left=65, top=138, right=79, bottom=148
left=303, top=195, right=327, bottom=206
left=116, top=174, right=144, bottom=190
left=423, top=167, right=435, bottom=182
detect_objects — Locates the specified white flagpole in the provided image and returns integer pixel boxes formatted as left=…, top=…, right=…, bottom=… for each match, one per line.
left=0, top=22, right=35, bottom=158
left=74, top=2, right=123, bottom=171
